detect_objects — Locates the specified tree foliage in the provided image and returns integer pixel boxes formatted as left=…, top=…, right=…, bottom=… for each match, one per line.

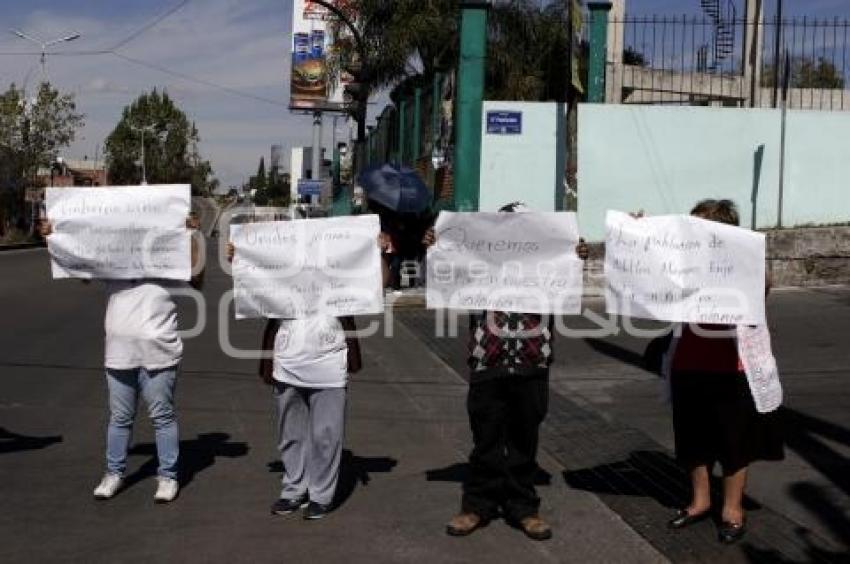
left=249, top=156, right=289, bottom=207
left=0, top=82, right=84, bottom=188
left=104, top=89, right=215, bottom=194
left=0, top=82, right=84, bottom=234
left=341, top=0, right=579, bottom=102
left=761, top=56, right=845, bottom=89
left=331, top=1, right=459, bottom=99
left=487, top=0, right=574, bottom=101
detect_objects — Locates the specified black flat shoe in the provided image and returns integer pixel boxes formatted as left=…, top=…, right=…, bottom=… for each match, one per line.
left=718, top=521, right=746, bottom=544
left=668, top=509, right=710, bottom=529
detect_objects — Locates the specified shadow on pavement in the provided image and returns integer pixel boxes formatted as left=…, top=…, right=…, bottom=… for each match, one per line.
left=266, top=449, right=397, bottom=508
left=0, top=427, right=63, bottom=454
left=782, top=407, right=850, bottom=497
left=425, top=462, right=552, bottom=486
left=563, top=449, right=762, bottom=512
left=583, top=336, right=672, bottom=377
left=583, top=338, right=651, bottom=373
left=564, top=449, right=686, bottom=509
left=779, top=407, right=850, bottom=555
left=741, top=520, right=850, bottom=564
left=125, top=432, right=248, bottom=489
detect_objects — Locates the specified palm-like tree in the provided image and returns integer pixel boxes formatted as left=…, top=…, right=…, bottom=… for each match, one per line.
left=329, top=0, right=458, bottom=92
left=487, top=0, right=573, bottom=101
left=338, top=0, right=576, bottom=102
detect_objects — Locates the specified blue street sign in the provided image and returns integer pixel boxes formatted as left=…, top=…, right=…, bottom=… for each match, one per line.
left=297, top=179, right=323, bottom=196
left=486, top=111, right=523, bottom=135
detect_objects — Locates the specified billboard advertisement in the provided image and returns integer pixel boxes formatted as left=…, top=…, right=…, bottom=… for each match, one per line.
left=290, top=0, right=330, bottom=109
left=289, top=0, right=355, bottom=112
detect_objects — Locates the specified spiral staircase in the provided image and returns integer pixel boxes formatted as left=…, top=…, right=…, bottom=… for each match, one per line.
left=700, top=0, right=737, bottom=72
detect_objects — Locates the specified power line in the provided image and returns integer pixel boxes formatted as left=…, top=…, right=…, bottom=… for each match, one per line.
left=109, top=52, right=289, bottom=108
left=1, top=0, right=191, bottom=56
left=2, top=48, right=290, bottom=108
left=109, top=0, right=191, bottom=51
left=2, top=0, right=290, bottom=109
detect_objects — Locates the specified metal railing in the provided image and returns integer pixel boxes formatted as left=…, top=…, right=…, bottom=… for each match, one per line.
left=602, top=14, right=850, bottom=110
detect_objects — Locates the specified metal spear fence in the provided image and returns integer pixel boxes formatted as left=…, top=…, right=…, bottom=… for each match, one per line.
left=599, top=14, right=850, bottom=110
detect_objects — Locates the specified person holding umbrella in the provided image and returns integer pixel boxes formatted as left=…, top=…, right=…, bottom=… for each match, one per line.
left=358, top=164, right=433, bottom=288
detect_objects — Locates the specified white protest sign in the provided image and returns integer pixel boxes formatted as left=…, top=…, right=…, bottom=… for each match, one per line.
left=426, top=211, right=584, bottom=314
left=230, top=215, right=383, bottom=319
left=46, top=185, right=191, bottom=280
left=604, top=210, right=766, bottom=324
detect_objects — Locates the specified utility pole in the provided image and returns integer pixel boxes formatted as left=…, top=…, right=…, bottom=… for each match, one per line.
left=777, top=50, right=790, bottom=228
left=311, top=111, right=323, bottom=182
left=771, top=0, right=784, bottom=108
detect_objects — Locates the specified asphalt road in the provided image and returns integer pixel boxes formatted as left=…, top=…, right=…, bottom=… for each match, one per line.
left=2, top=239, right=848, bottom=563
left=0, top=245, right=666, bottom=564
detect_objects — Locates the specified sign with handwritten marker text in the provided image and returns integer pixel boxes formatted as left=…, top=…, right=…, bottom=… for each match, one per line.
left=46, top=185, right=191, bottom=280
left=426, top=211, right=584, bottom=314
left=230, top=215, right=383, bottom=319
left=604, top=210, right=766, bottom=325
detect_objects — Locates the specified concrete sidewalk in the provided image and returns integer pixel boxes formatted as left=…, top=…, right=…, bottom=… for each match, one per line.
left=399, top=290, right=850, bottom=564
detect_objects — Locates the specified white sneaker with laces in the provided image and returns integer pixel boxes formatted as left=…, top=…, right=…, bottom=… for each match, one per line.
left=93, top=473, right=123, bottom=500
left=154, top=476, right=179, bottom=503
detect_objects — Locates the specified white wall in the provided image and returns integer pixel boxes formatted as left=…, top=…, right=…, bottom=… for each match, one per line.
left=578, top=104, right=850, bottom=241
left=479, top=102, right=566, bottom=212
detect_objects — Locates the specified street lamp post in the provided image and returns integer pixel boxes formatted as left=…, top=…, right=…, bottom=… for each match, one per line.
left=9, top=29, right=81, bottom=83
left=129, top=124, right=156, bottom=185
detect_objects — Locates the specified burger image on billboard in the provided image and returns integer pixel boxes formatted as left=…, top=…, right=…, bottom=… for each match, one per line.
left=292, top=57, right=327, bottom=98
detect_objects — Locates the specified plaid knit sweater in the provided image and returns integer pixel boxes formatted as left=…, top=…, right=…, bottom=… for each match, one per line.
left=467, top=311, right=553, bottom=380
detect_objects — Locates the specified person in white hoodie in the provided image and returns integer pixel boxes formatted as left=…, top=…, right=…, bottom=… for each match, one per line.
left=40, top=214, right=204, bottom=503
left=661, top=199, right=784, bottom=545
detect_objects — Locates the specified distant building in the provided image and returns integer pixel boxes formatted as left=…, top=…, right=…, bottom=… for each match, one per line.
left=37, top=158, right=108, bottom=187
left=270, top=144, right=283, bottom=173
left=290, top=146, right=332, bottom=205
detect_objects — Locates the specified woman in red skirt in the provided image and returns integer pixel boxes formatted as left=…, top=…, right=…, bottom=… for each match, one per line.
left=664, top=199, right=784, bottom=544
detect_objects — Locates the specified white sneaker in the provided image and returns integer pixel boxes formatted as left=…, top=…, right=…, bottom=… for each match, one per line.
left=154, top=476, right=179, bottom=503
left=93, top=473, right=123, bottom=500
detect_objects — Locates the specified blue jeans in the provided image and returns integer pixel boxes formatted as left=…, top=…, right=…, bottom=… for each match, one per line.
left=105, top=366, right=179, bottom=480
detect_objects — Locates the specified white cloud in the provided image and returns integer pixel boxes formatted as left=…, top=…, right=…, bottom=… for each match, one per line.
left=84, top=77, right=131, bottom=95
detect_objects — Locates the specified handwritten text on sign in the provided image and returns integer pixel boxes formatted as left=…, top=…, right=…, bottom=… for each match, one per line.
left=46, top=185, right=191, bottom=280
left=230, top=215, right=383, bottom=319
left=426, top=211, right=584, bottom=314
left=604, top=211, right=766, bottom=324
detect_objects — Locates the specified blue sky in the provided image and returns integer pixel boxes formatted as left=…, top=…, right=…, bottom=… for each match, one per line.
left=1, top=1, right=848, bottom=188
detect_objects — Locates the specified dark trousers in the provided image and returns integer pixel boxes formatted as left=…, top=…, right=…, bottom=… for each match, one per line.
left=461, top=372, right=549, bottom=521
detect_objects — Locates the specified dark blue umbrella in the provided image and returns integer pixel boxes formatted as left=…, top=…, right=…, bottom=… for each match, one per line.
left=358, top=164, right=431, bottom=213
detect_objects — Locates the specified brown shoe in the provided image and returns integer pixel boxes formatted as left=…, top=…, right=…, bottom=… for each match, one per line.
left=446, top=512, right=486, bottom=536
left=518, top=515, right=552, bottom=541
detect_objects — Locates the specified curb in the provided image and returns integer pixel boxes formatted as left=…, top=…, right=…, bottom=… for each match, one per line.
left=0, top=241, right=45, bottom=252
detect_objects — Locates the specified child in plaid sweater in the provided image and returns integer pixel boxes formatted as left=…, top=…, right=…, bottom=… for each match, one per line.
left=424, top=202, right=588, bottom=541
